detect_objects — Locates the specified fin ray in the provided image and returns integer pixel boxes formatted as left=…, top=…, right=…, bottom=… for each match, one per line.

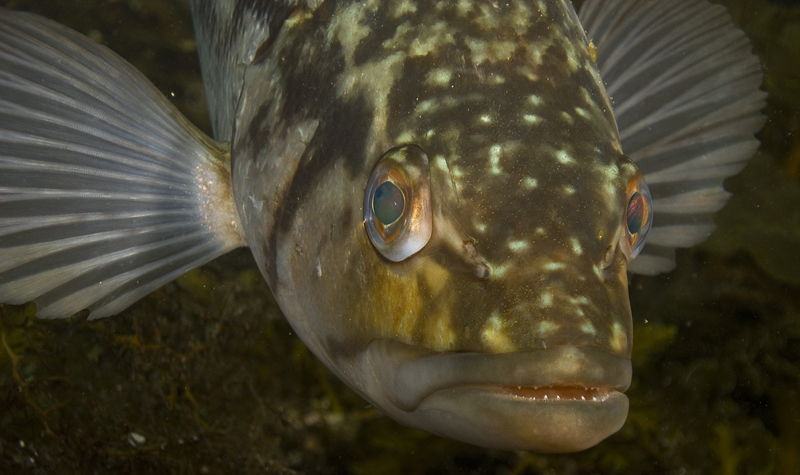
left=579, top=0, right=766, bottom=275
left=0, top=9, right=244, bottom=318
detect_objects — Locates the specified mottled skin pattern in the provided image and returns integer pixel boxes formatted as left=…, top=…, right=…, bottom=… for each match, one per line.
left=196, top=0, right=642, bottom=451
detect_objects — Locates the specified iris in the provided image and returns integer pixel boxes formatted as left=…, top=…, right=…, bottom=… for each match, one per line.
left=626, top=192, right=645, bottom=234
left=373, top=181, right=405, bottom=225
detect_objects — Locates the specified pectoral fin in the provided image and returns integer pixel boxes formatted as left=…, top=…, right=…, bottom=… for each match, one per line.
left=0, top=9, right=245, bottom=319
left=580, top=0, right=767, bottom=274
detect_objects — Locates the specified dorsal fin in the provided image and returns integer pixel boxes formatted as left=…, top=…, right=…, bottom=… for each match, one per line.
left=579, top=0, right=767, bottom=274
left=190, top=0, right=298, bottom=142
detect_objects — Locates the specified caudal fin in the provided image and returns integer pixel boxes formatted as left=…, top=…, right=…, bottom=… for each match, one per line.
left=0, top=9, right=245, bottom=319
left=579, top=0, right=767, bottom=274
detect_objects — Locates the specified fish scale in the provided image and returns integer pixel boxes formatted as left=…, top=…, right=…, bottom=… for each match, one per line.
left=0, top=0, right=765, bottom=452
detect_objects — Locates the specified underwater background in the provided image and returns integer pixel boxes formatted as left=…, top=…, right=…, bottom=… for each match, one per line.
left=0, top=0, right=798, bottom=473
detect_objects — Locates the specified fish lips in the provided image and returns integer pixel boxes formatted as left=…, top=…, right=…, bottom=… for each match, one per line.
left=364, top=339, right=631, bottom=452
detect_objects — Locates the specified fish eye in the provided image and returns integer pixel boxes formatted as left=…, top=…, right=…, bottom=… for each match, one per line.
left=620, top=172, right=653, bottom=261
left=364, top=145, right=432, bottom=262
left=374, top=178, right=405, bottom=226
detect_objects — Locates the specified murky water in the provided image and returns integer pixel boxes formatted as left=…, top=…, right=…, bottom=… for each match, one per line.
left=1, top=0, right=798, bottom=473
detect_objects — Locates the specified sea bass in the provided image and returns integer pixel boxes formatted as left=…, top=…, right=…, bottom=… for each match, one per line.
left=0, top=0, right=765, bottom=452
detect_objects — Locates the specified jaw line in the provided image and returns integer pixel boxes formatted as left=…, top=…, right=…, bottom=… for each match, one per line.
left=365, top=339, right=632, bottom=412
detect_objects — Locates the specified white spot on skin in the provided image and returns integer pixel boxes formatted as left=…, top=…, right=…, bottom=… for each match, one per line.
left=456, top=0, right=474, bottom=17
left=575, top=107, right=591, bottom=119
left=523, top=114, right=542, bottom=124
left=599, top=162, right=621, bottom=181
left=611, top=322, right=628, bottom=353
left=426, top=129, right=435, bottom=139
left=517, top=65, right=538, bottom=82
left=564, top=185, right=575, bottom=195
left=569, top=296, right=590, bottom=306
left=522, top=177, right=538, bottom=189
left=536, top=227, right=546, bottom=235
left=488, top=74, right=506, bottom=85
left=570, top=237, right=583, bottom=255
left=565, top=45, right=580, bottom=72
left=528, top=95, right=543, bottom=106
left=481, top=313, right=516, bottom=352
left=604, top=182, right=617, bottom=201
left=537, top=321, right=559, bottom=334
left=474, top=3, right=501, bottom=30
left=393, top=0, right=417, bottom=18
left=581, top=322, right=596, bottom=336
left=409, top=21, right=456, bottom=57
left=508, top=240, right=529, bottom=252
left=473, top=220, right=487, bottom=233
left=490, top=263, right=511, bottom=279
left=489, top=144, right=502, bottom=175
left=415, top=99, right=439, bottom=115
left=316, top=260, right=322, bottom=277
left=435, top=156, right=449, bottom=172
left=465, top=37, right=517, bottom=65
left=426, top=68, right=452, bottom=87
left=542, top=262, right=565, bottom=271
left=480, top=114, right=492, bottom=124
left=560, top=111, right=574, bottom=125
left=510, top=2, right=532, bottom=34
left=538, top=292, right=553, bottom=307
left=555, top=149, right=575, bottom=164
left=395, top=130, right=416, bottom=143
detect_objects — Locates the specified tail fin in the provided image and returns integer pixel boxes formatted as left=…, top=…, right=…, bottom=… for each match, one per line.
left=0, top=9, right=245, bottom=319
left=579, top=0, right=767, bottom=274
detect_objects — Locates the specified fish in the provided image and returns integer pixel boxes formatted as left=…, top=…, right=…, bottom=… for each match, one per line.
left=0, top=0, right=766, bottom=452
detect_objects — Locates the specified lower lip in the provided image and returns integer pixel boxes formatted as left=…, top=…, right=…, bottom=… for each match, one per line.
left=496, top=385, right=613, bottom=402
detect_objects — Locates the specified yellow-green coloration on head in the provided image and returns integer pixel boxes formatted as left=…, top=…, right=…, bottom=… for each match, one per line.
left=232, top=0, right=640, bottom=452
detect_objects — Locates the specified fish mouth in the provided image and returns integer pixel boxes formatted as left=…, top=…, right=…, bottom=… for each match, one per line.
left=364, top=339, right=631, bottom=452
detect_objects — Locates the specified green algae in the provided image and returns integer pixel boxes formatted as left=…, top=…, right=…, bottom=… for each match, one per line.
left=1, top=0, right=800, bottom=474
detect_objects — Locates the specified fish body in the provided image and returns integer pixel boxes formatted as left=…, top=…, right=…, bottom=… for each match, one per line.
left=218, top=0, right=637, bottom=452
left=0, top=0, right=765, bottom=452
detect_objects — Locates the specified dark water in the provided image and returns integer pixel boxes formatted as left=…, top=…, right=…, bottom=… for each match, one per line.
left=0, top=0, right=798, bottom=474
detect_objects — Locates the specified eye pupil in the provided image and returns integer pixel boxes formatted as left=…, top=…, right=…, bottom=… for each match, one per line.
left=626, top=192, right=645, bottom=234
left=373, top=181, right=405, bottom=225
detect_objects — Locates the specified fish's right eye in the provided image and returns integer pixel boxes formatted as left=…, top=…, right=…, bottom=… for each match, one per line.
left=364, top=145, right=432, bottom=262
left=373, top=174, right=406, bottom=229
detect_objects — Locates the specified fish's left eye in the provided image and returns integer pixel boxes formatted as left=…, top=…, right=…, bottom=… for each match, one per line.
left=621, top=172, right=653, bottom=261
left=364, top=145, right=432, bottom=262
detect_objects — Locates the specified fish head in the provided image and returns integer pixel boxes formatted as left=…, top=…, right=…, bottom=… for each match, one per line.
left=232, top=0, right=653, bottom=452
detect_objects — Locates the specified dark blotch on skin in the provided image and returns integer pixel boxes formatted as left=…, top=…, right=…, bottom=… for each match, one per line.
left=273, top=93, right=374, bottom=239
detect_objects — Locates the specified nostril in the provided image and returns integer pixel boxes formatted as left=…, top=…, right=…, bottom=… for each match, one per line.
left=474, top=262, right=491, bottom=279
left=464, top=240, right=479, bottom=259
